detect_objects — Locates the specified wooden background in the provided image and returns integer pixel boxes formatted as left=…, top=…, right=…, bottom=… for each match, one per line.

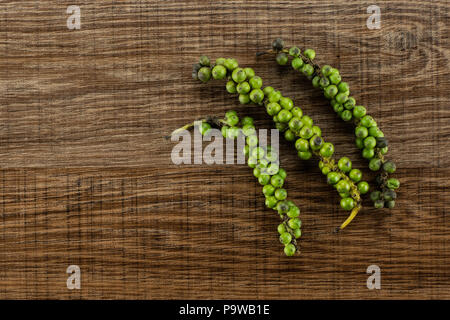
left=0, top=0, right=448, bottom=299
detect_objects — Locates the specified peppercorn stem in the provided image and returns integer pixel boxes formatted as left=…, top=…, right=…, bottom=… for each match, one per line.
left=338, top=205, right=361, bottom=230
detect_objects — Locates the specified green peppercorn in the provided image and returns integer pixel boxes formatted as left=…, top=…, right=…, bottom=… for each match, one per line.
left=301, top=115, right=313, bottom=127
left=374, top=200, right=385, bottom=209
left=367, top=159, right=380, bottom=173
left=232, top=68, right=247, bottom=83
left=295, top=138, right=309, bottom=152
left=333, top=103, right=344, bottom=113
left=263, top=86, right=274, bottom=96
left=199, top=122, right=211, bottom=136
left=288, top=46, right=300, bottom=57
left=357, top=181, right=369, bottom=194
left=275, top=188, right=287, bottom=200
left=251, top=147, right=265, bottom=160
left=241, top=116, right=254, bottom=126
left=291, top=107, right=303, bottom=118
left=277, top=200, right=290, bottom=214
left=327, top=172, right=341, bottom=185
left=276, top=52, right=288, bottom=65
left=284, top=129, right=295, bottom=141
left=246, top=135, right=258, bottom=147
left=319, top=77, right=330, bottom=88
left=387, top=178, right=400, bottom=190
left=292, top=57, right=304, bottom=70
left=284, top=243, right=296, bottom=256
left=278, top=168, right=287, bottom=179
left=360, top=115, right=377, bottom=128
left=224, top=58, right=238, bottom=71
left=321, top=65, right=333, bottom=76
left=266, top=102, right=281, bottom=116
left=250, top=89, right=264, bottom=104
left=293, top=228, right=301, bottom=239
left=198, top=67, right=212, bottom=82
left=325, top=85, right=338, bottom=98
left=303, top=49, right=315, bottom=60
left=383, top=161, right=396, bottom=173
left=280, top=97, right=294, bottom=110
left=226, top=126, right=240, bottom=139
left=265, top=163, right=278, bottom=176
left=212, top=65, right=227, bottom=80
left=248, top=156, right=257, bottom=168
left=265, top=196, right=278, bottom=209
left=192, top=63, right=202, bottom=73
left=368, top=126, right=383, bottom=138
left=277, top=109, right=293, bottom=123
left=243, top=144, right=249, bottom=157
left=239, top=93, right=250, bottom=104
left=338, top=157, right=352, bottom=173
left=262, top=184, right=275, bottom=197
left=335, top=92, right=348, bottom=104
left=270, top=174, right=284, bottom=188
left=248, top=76, right=262, bottom=89
left=226, top=80, right=237, bottom=93
left=221, top=125, right=229, bottom=138
left=322, top=166, right=331, bottom=175
left=353, top=106, right=367, bottom=118
left=242, top=124, right=256, bottom=136
left=301, top=64, right=314, bottom=77
left=268, top=90, right=282, bottom=103
left=364, top=136, right=377, bottom=149
left=275, top=122, right=287, bottom=131
left=355, top=137, right=364, bottom=149
left=226, top=113, right=239, bottom=126
left=370, top=191, right=381, bottom=201
left=317, top=144, right=333, bottom=159
left=355, top=126, right=369, bottom=138
left=349, top=169, right=362, bottom=182
left=376, top=137, right=388, bottom=148
left=280, top=232, right=292, bottom=245
left=337, top=82, right=349, bottom=93
left=243, top=67, right=255, bottom=79
left=215, top=57, right=226, bottom=66
left=329, top=73, right=341, bottom=85
left=380, top=146, right=388, bottom=154
left=362, top=148, right=375, bottom=159
left=287, top=206, right=300, bottom=218
left=340, top=197, right=355, bottom=211
left=298, top=151, right=312, bottom=160
left=253, top=167, right=261, bottom=178
left=339, top=192, right=350, bottom=198
left=312, top=76, right=321, bottom=88
left=344, top=97, right=356, bottom=110
left=277, top=223, right=286, bottom=234
left=385, top=200, right=395, bottom=209
left=199, top=55, right=210, bottom=66
left=272, top=38, right=284, bottom=51
left=312, top=126, right=322, bottom=137
left=288, top=217, right=301, bottom=229
left=383, top=189, right=397, bottom=201
left=236, top=81, right=250, bottom=94
left=341, top=110, right=353, bottom=121
left=258, top=174, right=271, bottom=185
left=299, top=126, right=314, bottom=139
left=336, top=180, right=351, bottom=194
left=309, top=135, right=324, bottom=151
left=289, top=117, right=304, bottom=132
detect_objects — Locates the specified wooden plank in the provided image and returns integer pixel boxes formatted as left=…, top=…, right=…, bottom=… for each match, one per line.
left=0, top=1, right=448, bottom=299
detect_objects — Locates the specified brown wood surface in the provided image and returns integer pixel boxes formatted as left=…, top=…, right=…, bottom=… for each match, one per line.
left=0, top=0, right=449, bottom=299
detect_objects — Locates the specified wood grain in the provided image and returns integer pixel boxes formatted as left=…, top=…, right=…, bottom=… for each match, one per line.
left=0, top=0, right=448, bottom=299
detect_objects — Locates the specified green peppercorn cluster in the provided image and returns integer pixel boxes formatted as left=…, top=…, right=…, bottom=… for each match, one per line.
left=269, top=38, right=400, bottom=208
left=193, top=56, right=369, bottom=221
left=195, top=111, right=302, bottom=256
